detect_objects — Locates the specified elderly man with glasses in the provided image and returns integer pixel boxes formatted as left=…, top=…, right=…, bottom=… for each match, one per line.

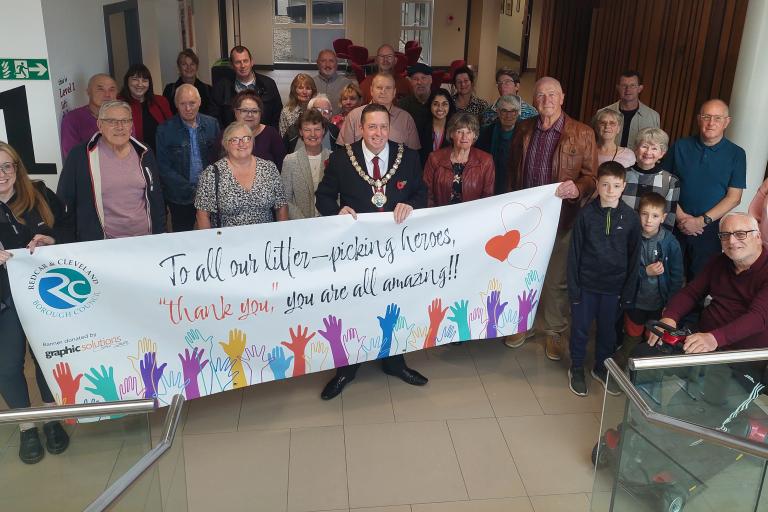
left=359, top=44, right=413, bottom=103
left=482, top=68, right=537, bottom=127
left=662, top=99, right=746, bottom=281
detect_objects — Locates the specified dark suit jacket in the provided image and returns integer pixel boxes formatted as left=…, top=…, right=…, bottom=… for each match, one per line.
left=316, top=140, right=427, bottom=215
left=211, top=68, right=283, bottom=128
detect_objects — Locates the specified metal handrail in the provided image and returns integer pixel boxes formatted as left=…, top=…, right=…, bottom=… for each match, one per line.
left=629, top=347, right=768, bottom=371
left=0, top=398, right=156, bottom=424
left=84, top=394, right=185, bottom=512
left=604, top=358, right=768, bottom=460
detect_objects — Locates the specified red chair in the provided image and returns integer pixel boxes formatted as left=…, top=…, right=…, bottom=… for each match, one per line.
left=405, top=45, right=422, bottom=66
left=404, top=40, right=420, bottom=51
left=394, top=53, right=408, bottom=77
left=450, top=59, right=467, bottom=77
left=349, top=61, right=366, bottom=83
left=347, top=45, right=373, bottom=66
left=333, top=38, right=353, bottom=61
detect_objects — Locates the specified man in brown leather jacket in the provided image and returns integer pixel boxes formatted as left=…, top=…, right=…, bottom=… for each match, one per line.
left=504, top=77, right=597, bottom=360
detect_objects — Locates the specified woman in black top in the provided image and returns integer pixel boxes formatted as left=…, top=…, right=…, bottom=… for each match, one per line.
left=0, top=142, right=74, bottom=464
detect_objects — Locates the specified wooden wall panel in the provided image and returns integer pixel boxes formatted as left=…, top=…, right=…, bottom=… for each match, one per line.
left=537, top=0, right=748, bottom=143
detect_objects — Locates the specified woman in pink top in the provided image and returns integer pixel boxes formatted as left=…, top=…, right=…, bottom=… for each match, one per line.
left=593, top=108, right=636, bottom=168
left=748, top=177, right=768, bottom=244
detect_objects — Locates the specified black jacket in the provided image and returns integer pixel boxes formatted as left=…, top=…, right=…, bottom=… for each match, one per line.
left=57, top=134, right=166, bottom=242
left=316, top=140, right=427, bottom=215
left=211, top=68, right=283, bottom=129
left=162, top=77, right=216, bottom=117
left=0, top=182, right=74, bottom=302
left=567, top=199, right=641, bottom=305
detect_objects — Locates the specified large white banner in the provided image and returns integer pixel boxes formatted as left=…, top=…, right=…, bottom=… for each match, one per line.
left=7, top=185, right=561, bottom=406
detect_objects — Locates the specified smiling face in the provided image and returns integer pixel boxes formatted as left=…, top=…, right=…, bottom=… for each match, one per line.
left=597, top=175, right=626, bottom=208
left=371, top=75, right=395, bottom=108
left=375, top=45, right=396, bottom=72
left=97, top=105, right=133, bottom=147
left=450, top=127, right=476, bottom=151
left=317, top=51, right=337, bottom=78
left=128, top=75, right=150, bottom=101
left=0, top=150, right=17, bottom=201
left=179, top=56, right=198, bottom=82
left=224, top=124, right=254, bottom=160
left=231, top=49, right=253, bottom=81
left=533, top=78, right=564, bottom=119
left=720, top=215, right=763, bottom=265
left=360, top=110, right=390, bottom=154
left=497, top=101, right=519, bottom=130
left=300, top=121, right=324, bottom=151
left=639, top=205, right=666, bottom=236
left=634, top=141, right=666, bottom=169
left=176, top=88, right=201, bottom=125
left=234, top=98, right=261, bottom=131
left=496, top=73, right=519, bottom=97
left=312, top=98, right=332, bottom=120
left=697, top=100, right=731, bottom=146
left=617, top=75, right=643, bottom=104
left=88, top=75, right=118, bottom=110
left=410, top=72, right=432, bottom=100
left=341, top=91, right=361, bottom=113
left=431, top=94, right=450, bottom=121
left=454, top=73, right=473, bottom=96
left=596, top=113, right=620, bottom=143
left=295, top=82, right=314, bottom=104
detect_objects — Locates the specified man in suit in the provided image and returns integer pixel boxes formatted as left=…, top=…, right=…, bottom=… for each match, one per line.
left=316, top=103, right=429, bottom=400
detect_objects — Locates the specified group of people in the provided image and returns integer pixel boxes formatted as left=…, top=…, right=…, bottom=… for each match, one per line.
left=1, top=43, right=767, bottom=464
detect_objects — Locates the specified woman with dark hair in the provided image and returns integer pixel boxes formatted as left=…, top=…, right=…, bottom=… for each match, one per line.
left=162, top=48, right=215, bottom=116
left=0, top=142, right=74, bottom=464
left=419, top=89, right=456, bottom=166
left=119, top=63, right=172, bottom=151
left=233, top=90, right=286, bottom=170
left=278, top=73, right=317, bottom=137
left=452, top=65, right=490, bottom=120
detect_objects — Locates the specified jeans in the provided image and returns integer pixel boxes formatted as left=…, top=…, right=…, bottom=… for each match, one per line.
left=569, top=290, right=620, bottom=370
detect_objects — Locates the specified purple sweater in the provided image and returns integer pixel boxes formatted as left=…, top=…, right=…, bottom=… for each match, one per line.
left=251, top=125, right=286, bottom=171
left=60, top=105, right=98, bottom=160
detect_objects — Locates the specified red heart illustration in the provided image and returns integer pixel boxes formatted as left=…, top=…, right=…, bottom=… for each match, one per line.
left=485, top=230, right=521, bottom=261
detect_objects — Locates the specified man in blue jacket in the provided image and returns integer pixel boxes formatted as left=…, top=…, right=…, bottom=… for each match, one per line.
left=156, top=84, right=221, bottom=231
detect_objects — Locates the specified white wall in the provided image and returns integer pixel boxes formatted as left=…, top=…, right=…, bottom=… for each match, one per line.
left=194, top=0, right=223, bottom=82
left=498, top=2, right=525, bottom=56
left=528, top=0, right=541, bottom=68
left=432, top=0, right=468, bottom=67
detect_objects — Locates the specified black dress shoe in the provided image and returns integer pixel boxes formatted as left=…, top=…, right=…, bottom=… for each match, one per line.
left=19, top=428, right=44, bottom=464
left=43, top=421, right=70, bottom=455
left=321, top=375, right=353, bottom=400
left=383, top=366, right=428, bottom=386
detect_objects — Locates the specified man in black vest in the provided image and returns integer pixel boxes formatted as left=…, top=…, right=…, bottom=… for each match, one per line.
left=315, top=103, right=429, bottom=400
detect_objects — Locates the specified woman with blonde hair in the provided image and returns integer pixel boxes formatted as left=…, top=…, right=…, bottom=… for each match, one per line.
left=278, top=73, right=318, bottom=137
left=0, top=142, right=74, bottom=464
left=331, top=82, right=363, bottom=129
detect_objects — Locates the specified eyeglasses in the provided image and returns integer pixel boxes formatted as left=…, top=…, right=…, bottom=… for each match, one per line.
left=227, top=135, right=253, bottom=145
left=377, top=54, right=395, bottom=60
left=498, top=108, right=519, bottom=115
left=698, top=114, right=729, bottom=123
left=496, top=79, right=518, bottom=86
left=235, top=108, right=260, bottom=116
left=619, top=84, right=639, bottom=89
left=100, top=118, right=132, bottom=127
left=313, top=107, right=332, bottom=115
left=0, top=162, right=17, bottom=175
left=717, top=230, right=757, bottom=241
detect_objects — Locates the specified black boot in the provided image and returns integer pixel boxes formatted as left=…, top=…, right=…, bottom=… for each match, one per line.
left=43, top=421, right=70, bottom=455
left=613, top=335, right=643, bottom=370
left=19, top=427, right=44, bottom=464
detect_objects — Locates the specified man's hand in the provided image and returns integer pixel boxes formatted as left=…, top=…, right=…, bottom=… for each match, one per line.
left=555, top=180, right=579, bottom=200
left=677, top=216, right=704, bottom=236
left=393, top=203, right=413, bottom=224
left=683, top=332, right=718, bottom=354
left=646, top=261, right=665, bottom=276
left=647, top=317, right=676, bottom=346
left=339, top=206, right=357, bottom=219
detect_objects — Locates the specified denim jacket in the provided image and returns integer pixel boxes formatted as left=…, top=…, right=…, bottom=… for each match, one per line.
left=155, top=114, right=221, bottom=204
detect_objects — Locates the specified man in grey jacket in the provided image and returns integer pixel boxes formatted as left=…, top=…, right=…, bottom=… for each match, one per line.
left=600, top=70, right=660, bottom=149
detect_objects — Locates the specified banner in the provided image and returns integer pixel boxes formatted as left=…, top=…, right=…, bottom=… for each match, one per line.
left=7, top=185, right=561, bottom=406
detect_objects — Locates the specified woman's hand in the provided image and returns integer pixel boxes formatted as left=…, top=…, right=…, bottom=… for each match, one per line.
left=27, top=234, right=55, bottom=254
left=0, top=250, right=12, bottom=265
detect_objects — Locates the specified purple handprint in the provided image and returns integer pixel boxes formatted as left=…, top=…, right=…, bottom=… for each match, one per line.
left=139, top=352, right=167, bottom=399
left=485, top=290, right=508, bottom=339
left=516, top=289, right=538, bottom=334
left=178, top=348, right=209, bottom=399
left=318, top=315, right=348, bottom=367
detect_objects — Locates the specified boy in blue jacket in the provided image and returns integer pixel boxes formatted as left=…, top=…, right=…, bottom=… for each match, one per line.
left=567, top=161, right=641, bottom=396
left=613, top=192, right=684, bottom=368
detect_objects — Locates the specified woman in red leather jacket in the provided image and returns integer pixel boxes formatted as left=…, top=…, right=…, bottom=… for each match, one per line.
left=422, top=112, right=495, bottom=207
left=119, top=63, right=172, bottom=152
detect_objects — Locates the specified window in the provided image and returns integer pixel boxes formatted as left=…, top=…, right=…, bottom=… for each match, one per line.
left=400, top=1, right=432, bottom=64
left=274, top=0, right=345, bottom=63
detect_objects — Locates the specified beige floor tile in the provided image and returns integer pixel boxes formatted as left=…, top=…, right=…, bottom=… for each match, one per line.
left=288, top=425, right=349, bottom=512
left=499, top=414, right=600, bottom=496
left=411, top=497, right=533, bottom=512
left=350, top=507, right=411, bottom=512
left=342, top=366, right=395, bottom=425
left=346, top=421, right=467, bottom=508
left=447, top=418, right=526, bottom=499
left=529, top=493, right=591, bottom=512
left=239, top=371, right=343, bottom=431
left=388, top=346, right=494, bottom=422
left=514, top=342, right=603, bottom=415
left=469, top=341, right=544, bottom=417
left=185, top=429, right=289, bottom=512
left=183, top=387, right=243, bottom=435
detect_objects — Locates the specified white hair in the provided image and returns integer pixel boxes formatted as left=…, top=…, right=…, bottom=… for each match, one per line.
left=721, top=212, right=760, bottom=231
left=98, top=100, right=131, bottom=119
left=174, top=83, right=201, bottom=105
left=308, top=94, right=331, bottom=109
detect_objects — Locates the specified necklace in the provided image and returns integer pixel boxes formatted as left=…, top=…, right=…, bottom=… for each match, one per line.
left=346, top=143, right=404, bottom=208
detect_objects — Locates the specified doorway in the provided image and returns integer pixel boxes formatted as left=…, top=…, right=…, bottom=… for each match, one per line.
left=104, top=0, right=143, bottom=81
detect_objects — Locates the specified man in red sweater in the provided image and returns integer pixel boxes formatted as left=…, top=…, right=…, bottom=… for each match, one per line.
left=649, top=212, right=767, bottom=352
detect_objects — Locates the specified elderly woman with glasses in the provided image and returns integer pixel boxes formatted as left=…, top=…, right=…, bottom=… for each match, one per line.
left=593, top=108, right=636, bottom=168
left=0, top=142, right=75, bottom=464
left=477, top=95, right=521, bottom=195
left=195, top=121, right=288, bottom=228
left=278, top=73, right=318, bottom=137
left=423, top=112, right=494, bottom=207
left=233, top=90, right=285, bottom=170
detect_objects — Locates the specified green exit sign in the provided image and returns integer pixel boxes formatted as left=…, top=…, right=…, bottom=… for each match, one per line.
left=0, top=59, right=49, bottom=80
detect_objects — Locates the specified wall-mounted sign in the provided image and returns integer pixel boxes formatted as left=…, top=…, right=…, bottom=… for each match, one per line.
left=0, top=58, right=49, bottom=80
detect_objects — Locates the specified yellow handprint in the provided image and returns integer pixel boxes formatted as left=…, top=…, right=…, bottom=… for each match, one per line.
left=307, top=341, right=330, bottom=372
left=127, top=337, right=157, bottom=395
left=220, top=329, right=247, bottom=388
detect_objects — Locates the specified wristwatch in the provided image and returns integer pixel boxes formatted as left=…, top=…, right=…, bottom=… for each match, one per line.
left=703, top=214, right=713, bottom=225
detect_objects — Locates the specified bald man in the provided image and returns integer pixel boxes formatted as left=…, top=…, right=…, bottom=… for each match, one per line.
left=60, top=73, right=118, bottom=159
left=359, top=44, right=413, bottom=103
left=662, top=99, right=746, bottom=281
left=506, top=77, right=597, bottom=360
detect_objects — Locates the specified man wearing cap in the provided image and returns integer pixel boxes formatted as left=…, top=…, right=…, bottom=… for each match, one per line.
left=398, top=63, right=434, bottom=134
left=482, top=68, right=537, bottom=127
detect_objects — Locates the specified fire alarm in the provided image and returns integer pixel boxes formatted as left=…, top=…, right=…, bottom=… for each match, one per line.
left=448, top=15, right=454, bottom=23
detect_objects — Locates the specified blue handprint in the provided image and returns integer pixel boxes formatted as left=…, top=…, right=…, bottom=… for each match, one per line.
left=448, top=300, right=471, bottom=342
left=83, top=365, right=119, bottom=402
left=485, top=290, right=508, bottom=338
left=267, top=346, right=293, bottom=380
left=377, top=303, right=400, bottom=359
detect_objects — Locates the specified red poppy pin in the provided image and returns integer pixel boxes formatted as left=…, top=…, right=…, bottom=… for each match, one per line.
left=396, top=180, right=407, bottom=190
left=323, top=159, right=329, bottom=168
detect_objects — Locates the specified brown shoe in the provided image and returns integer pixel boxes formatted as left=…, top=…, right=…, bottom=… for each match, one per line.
left=545, top=333, right=562, bottom=361
left=504, top=330, right=534, bottom=348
